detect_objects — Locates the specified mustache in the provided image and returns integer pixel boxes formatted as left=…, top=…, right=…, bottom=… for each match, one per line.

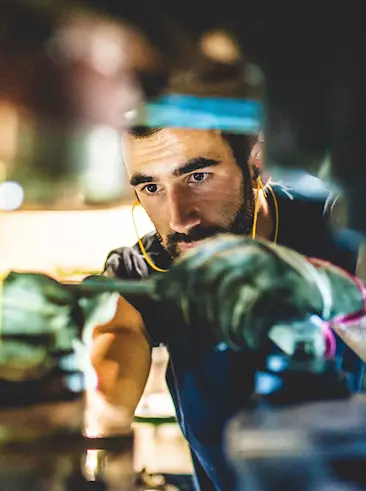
left=167, top=226, right=226, bottom=245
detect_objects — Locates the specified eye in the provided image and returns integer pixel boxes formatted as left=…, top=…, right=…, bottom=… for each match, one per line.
left=141, top=183, right=160, bottom=195
left=188, top=172, right=210, bottom=183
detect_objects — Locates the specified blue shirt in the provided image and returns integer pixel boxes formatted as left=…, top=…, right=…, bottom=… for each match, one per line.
left=104, top=185, right=364, bottom=491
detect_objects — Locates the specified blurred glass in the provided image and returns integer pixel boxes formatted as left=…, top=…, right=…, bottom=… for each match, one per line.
left=227, top=396, right=366, bottom=490
left=0, top=0, right=265, bottom=210
left=0, top=3, right=143, bottom=210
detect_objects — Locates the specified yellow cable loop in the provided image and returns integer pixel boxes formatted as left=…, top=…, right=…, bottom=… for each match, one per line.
left=131, top=202, right=169, bottom=273
left=252, top=176, right=279, bottom=244
left=251, top=176, right=262, bottom=240
left=265, top=183, right=279, bottom=244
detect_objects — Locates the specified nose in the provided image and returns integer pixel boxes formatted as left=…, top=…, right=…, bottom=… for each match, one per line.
left=168, top=188, right=201, bottom=234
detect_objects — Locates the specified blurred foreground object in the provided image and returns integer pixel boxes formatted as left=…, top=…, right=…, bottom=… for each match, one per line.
left=0, top=0, right=261, bottom=208
left=2, top=235, right=364, bottom=416
left=0, top=435, right=90, bottom=491
left=225, top=327, right=361, bottom=489
left=2, top=235, right=366, bottom=487
left=0, top=1, right=143, bottom=208
left=0, top=271, right=135, bottom=490
left=0, top=272, right=86, bottom=443
left=5, top=235, right=364, bottom=354
left=150, top=235, right=363, bottom=350
left=227, top=396, right=366, bottom=491
left=0, top=269, right=90, bottom=489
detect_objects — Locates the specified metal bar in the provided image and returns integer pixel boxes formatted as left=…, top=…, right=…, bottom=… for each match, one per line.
left=65, top=279, right=157, bottom=299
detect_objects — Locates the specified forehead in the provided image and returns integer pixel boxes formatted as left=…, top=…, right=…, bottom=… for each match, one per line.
left=124, top=128, right=233, bottom=176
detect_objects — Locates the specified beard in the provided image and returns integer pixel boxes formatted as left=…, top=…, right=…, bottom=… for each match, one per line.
left=157, top=186, right=255, bottom=259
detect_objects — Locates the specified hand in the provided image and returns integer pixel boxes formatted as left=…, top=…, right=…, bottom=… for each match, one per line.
left=155, top=235, right=364, bottom=350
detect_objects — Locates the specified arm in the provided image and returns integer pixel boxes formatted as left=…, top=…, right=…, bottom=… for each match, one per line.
left=88, top=295, right=152, bottom=432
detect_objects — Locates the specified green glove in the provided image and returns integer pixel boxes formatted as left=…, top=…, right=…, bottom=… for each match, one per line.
left=154, top=235, right=364, bottom=350
left=0, top=272, right=119, bottom=382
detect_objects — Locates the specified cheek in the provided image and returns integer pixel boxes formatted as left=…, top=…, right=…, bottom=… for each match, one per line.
left=139, top=196, right=171, bottom=234
left=219, top=191, right=244, bottom=224
left=197, top=178, right=244, bottom=220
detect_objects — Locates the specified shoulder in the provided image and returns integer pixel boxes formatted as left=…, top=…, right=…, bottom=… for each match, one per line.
left=103, top=231, right=170, bottom=280
left=271, top=181, right=329, bottom=243
left=272, top=179, right=329, bottom=215
left=272, top=183, right=358, bottom=273
left=272, top=179, right=345, bottom=224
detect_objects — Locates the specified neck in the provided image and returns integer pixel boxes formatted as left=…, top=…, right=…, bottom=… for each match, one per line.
left=254, top=189, right=274, bottom=240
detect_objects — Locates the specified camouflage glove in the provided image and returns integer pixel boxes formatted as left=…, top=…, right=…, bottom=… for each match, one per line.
left=154, top=235, right=364, bottom=351
left=0, top=272, right=119, bottom=382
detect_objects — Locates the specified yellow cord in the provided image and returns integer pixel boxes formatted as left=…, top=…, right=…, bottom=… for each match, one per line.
left=266, top=183, right=279, bottom=244
left=131, top=202, right=169, bottom=273
left=251, top=176, right=262, bottom=240
left=252, top=176, right=279, bottom=244
left=133, top=178, right=279, bottom=273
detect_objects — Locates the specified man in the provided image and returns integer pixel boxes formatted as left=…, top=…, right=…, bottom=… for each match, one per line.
left=91, top=127, right=364, bottom=491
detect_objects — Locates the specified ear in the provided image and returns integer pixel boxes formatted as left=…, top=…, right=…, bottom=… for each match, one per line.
left=248, top=134, right=271, bottom=186
left=248, top=142, right=262, bottom=183
left=248, top=139, right=263, bottom=172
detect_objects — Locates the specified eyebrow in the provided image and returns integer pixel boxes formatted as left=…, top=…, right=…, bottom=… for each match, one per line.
left=129, top=157, right=221, bottom=187
left=130, top=173, right=156, bottom=187
left=173, top=157, right=221, bottom=177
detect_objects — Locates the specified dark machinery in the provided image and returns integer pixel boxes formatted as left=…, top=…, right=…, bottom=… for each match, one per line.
left=2, top=236, right=366, bottom=489
left=226, top=346, right=366, bottom=491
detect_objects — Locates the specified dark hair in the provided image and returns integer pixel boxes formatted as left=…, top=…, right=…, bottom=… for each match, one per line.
left=129, top=126, right=254, bottom=203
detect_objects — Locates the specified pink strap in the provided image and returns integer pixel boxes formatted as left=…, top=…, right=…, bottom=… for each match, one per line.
left=306, top=257, right=366, bottom=357
left=322, top=323, right=337, bottom=358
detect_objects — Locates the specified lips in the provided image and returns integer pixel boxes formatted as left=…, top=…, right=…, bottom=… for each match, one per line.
left=178, top=242, right=196, bottom=251
left=178, top=240, right=206, bottom=253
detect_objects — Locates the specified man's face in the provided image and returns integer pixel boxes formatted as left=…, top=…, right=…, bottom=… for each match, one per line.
left=125, top=128, right=253, bottom=258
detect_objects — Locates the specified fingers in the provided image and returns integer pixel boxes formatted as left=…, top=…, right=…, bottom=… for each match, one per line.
left=158, top=236, right=325, bottom=349
left=4, top=271, right=75, bottom=305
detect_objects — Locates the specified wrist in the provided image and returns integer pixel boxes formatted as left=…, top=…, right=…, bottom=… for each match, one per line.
left=84, top=390, right=133, bottom=437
